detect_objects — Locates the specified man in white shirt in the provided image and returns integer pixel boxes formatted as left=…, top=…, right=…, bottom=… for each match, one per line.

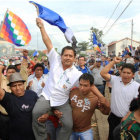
left=100, top=57, right=140, bottom=140
left=33, top=18, right=105, bottom=140
left=32, top=18, right=82, bottom=140
left=27, top=63, right=48, bottom=97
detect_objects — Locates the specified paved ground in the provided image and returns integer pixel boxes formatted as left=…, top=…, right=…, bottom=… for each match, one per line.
left=91, top=87, right=111, bottom=140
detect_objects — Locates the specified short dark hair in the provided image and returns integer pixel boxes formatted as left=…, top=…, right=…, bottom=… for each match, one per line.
left=33, top=63, right=45, bottom=71
left=61, top=46, right=76, bottom=57
left=121, top=63, right=135, bottom=73
left=6, top=65, right=17, bottom=72
left=79, top=73, right=94, bottom=85
left=9, top=59, right=13, bottom=62
left=78, top=56, right=85, bottom=61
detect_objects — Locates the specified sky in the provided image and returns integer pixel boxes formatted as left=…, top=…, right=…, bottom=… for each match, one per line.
left=0, top=0, right=140, bottom=52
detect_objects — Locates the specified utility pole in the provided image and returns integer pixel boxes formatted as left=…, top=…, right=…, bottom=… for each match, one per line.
left=131, top=19, right=133, bottom=47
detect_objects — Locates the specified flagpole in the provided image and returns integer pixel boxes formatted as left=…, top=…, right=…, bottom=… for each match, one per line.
left=0, top=9, right=8, bottom=33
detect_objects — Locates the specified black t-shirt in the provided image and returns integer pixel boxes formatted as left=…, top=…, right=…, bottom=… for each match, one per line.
left=0, top=90, right=38, bottom=140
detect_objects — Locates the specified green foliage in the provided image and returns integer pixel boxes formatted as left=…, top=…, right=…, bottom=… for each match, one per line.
left=76, top=41, right=89, bottom=53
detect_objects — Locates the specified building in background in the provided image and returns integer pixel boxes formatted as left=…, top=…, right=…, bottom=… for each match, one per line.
left=0, top=39, right=16, bottom=57
left=107, top=37, right=140, bottom=56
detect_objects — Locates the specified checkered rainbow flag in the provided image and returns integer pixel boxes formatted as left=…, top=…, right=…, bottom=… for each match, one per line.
left=0, top=10, right=31, bottom=46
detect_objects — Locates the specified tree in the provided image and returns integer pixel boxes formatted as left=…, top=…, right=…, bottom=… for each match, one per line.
left=89, top=27, right=105, bottom=46
left=76, top=41, right=89, bottom=53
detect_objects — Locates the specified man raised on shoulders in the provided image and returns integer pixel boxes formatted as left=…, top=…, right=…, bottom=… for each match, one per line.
left=33, top=18, right=105, bottom=140
left=32, top=18, right=82, bottom=140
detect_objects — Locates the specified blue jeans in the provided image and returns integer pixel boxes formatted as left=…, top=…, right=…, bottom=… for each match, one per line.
left=70, top=128, right=93, bottom=140
left=46, top=120, right=60, bottom=140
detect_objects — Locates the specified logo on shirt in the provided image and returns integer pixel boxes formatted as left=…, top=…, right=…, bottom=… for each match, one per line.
left=21, top=104, right=29, bottom=111
left=71, top=95, right=90, bottom=112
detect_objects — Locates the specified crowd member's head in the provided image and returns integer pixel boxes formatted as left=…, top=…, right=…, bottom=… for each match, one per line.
left=79, top=73, right=94, bottom=95
left=7, top=72, right=25, bottom=97
left=14, top=60, right=21, bottom=72
left=96, top=58, right=101, bottom=68
left=33, top=63, right=44, bottom=79
left=9, top=59, right=13, bottom=65
left=134, top=57, right=139, bottom=63
left=34, top=56, right=39, bottom=63
left=23, top=49, right=28, bottom=58
left=88, top=59, right=95, bottom=66
left=107, top=57, right=112, bottom=62
left=61, top=46, right=76, bottom=69
left=101, top=55, right=106, bottom=62
left=120, top=63, right=135, bottom=84
left=116, top=64, right=124, bottom=76
left=6, top=65, right=17, bottom=80
left=44, top=59, right=48, bottom=66
left=90, top=55, right=95, bottom=59
left=78, top=56, right=86, bottom=67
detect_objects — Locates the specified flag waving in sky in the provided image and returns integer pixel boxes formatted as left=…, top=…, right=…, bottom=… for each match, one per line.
left=93, top=32, right=101, bottom=53
left=0, top=10, right=31, bottom=46
left=29, top=1, right=77, bottom=47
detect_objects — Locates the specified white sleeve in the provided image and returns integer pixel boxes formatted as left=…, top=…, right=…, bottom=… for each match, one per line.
left=110, top=75, right=117, bottom=86
left=47, top=48, right=59, bottom=68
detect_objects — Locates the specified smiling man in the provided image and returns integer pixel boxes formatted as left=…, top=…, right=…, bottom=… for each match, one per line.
left=32, top=18, right=105, bottom=140
left=32, top=18, right=82, bottom=140
left=100, top=57, right=140, bottom=140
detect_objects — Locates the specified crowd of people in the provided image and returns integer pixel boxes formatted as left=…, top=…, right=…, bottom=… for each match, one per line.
left=0, top=17, right=140, bottom=140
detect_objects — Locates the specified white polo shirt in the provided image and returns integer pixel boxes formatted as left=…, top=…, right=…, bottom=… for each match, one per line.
left=110, top=75, right=140, bottom=117
left=41, top=48, right=82, bottom=107
left=27, top=74, right=48, bottom=97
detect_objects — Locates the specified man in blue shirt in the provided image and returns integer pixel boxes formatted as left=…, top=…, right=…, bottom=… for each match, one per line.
left=76, top=56, right=91, bottom=74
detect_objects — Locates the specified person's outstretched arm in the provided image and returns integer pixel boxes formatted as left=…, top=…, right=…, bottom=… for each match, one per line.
left=36, top=18, right=53, bottom=53
left=100, top=57, right=122, bottom=81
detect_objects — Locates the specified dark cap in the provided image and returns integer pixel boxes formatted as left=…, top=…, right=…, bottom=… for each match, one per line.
left=7, top=72, right=25, bottom=86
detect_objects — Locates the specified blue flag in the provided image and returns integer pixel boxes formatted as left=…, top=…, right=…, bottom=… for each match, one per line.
left=128, top=45, right=132, bottom=52
left=33, top=50, right=39, bottom=57
left=98, top=43, right=102, bottom=48
left=93, top=32, right=98, bottom=45
left=92, top=32, right=101, bottom=53
left=30, top=1, right=67, bottom=33
left=30, top=1, right=77, bottom=46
